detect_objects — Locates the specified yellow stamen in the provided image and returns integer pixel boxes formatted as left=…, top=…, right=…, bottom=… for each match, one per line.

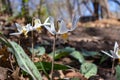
left=22, top=28, right=28, bottom=37
left=61, top=33, right=68, bottom=40
left=118, top=50, right=120, bottom=63
left=36, top=27, right=42, bottom=33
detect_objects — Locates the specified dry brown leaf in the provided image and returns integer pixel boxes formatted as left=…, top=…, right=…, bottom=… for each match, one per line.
left=65, top=71, right=87, bottom=80
left=0, top=67, right=8, bottom=80
left=12, top=67, right=20, bottom=80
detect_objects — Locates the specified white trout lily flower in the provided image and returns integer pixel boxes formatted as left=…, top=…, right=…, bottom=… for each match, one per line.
left=33, top=17, right=50, bottom=32
left=44, top=14, right=80, bottom=35
left=101, top=42, right=120, bottom=59
left=10, top=23, right=33, bottom=37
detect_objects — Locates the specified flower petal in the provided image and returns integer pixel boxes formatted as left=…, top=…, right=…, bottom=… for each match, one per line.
left=114, top=42, right=120, bottom=58
left=69, top=13, right=80, bottom=31
left=15, top=23, right=23, bottom=32
left=110, top=50, right=118, bottom=58
left=114, top=42, right=119, bottom=54
left=44, top=17, right=56, bottom=35
left=57, top=20, right=69, bottom=34
left=25, top=24, right=33, bottom=31
left=10, top=32, right=22, bottom=35
left=34, top=19, right=41, bottom=24
left=44, top=17, right=49, bottom=24
left=43, top=17, right=51, bottom=26
left=101, top=50, right=113, bottom=58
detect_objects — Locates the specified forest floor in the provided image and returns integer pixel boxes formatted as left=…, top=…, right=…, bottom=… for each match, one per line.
left=0, top=16, right=120, bottom=80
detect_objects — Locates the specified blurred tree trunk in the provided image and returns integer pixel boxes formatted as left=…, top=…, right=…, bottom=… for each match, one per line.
left=0, top=0, right=12, bottom=15
left=92, top=0, right=99, bottom=19
left=22, top=0, right=29, bottom=16
left=38, top=0, right=44, bottom=21
left=0, top=0, right=2, bottom=14
left=92, top=0, right=111, bottom=19
left=99, top=0, right=111, bottom=18
left=22, top=0, right=31, bottom=23
left=66, top=0, right=72, bottom=19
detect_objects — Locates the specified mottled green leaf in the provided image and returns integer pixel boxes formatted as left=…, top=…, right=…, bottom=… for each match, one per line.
left=99, top=55, right=108, bottom=64
left=28, top=46, right=45, bottom=55
left=81, top=49, right=99, bottom=57
left=80, top=62, right=97, bottom=79
left=50, top=47, right=75, bottom=60
left=35, top=61, right=70, bottom=71
left=9, top=41, right=42, bottom=80
left=0, top=33, right=11, bottom=47
left=116, top=65, right=120, bottom=80
left=70, top=51, right=85, bottom=64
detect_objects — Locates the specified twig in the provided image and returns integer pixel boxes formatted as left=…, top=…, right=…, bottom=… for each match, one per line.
left=9, top=54, right=15, bottom=71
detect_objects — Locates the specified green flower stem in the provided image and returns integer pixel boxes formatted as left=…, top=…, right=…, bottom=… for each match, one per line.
left=18, top=36, right=21, bottom=45
left=32, top=18, right=35, bottom=61
left=50, top=35, right=56, bottom=80
left=111, top=58, right=115, bottom=75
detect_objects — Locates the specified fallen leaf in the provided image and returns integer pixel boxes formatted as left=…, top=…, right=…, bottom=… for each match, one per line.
left=0, top=67, right=8, bottom=80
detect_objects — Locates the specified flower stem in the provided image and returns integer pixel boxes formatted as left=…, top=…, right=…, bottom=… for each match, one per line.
left=111, top=58, right=115, bottom=75
left=50, top=35, right=56, bottom=80
left=31, top=18, right=34, bottom=61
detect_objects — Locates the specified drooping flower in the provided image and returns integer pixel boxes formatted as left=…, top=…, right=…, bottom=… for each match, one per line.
left=44, top=14, right=80, bottom=35
left=33, top=17, right=50, bottom=33
left=10, top=23, right=33, bottom=37
left=101, top=42, right=120, bottom=59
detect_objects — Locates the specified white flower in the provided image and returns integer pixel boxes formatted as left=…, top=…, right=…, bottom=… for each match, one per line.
left=101, top=42, right=119, bottom=59
left=10, top=23, right=33, bottom=37
left=44, top=14, right=80, bottom=35
left=33, top=17, right=50, bottom=32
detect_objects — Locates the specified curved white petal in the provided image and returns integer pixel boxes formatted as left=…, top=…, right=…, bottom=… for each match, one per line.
left=43, top=17, right=51, bottom=26
left=114, top=42, right=119, bottom=54
left=50, top=17, right=56, bottom=33
left=69, top=14, right=80, bottom=31
left=110, top=50, right=119, bottom=58
left=44, top=16, right=56, bottom=35
left=25, top=24, right=33, bottom=31
left=33, top=23, right=43, bottom=30
left=114, top=42, right=120, bottom=58
left=15, top=23, right=22, bottom=32
left=10, top=32, right=22, bottom=35
left=57, top=20, right=68, bottom=34
left=44, top=17, right=50, bottom=24
left=101, top=50, right=113, bottom=58
left=44, top=23, right=51, bottom=26
left=34, top=19, right=41, bottom=24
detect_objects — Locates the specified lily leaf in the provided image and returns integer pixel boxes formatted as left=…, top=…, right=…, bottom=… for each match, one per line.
left=70, top=51, right=85, bottom=64
left=28, top=46, right=45, bottom=55
left=81, top=49, right=99, bottom=57
left=116, top=65, right=120, bottom=80
left=80, top=62, right=97, bottom=79
left=8, top=41, right=42, bottom=80
left=0, top=33, right=11, bottom=47
left=35, top=61, right=70, bottom=71
left=50, top=47, right=75, bottom=60
left=71, top=77, right=80, bottom=80
left=99, top=54, right=108, bottom=64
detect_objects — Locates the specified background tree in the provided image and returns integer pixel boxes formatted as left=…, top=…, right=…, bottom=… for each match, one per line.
left=0, top=0, right=12, bottom=15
